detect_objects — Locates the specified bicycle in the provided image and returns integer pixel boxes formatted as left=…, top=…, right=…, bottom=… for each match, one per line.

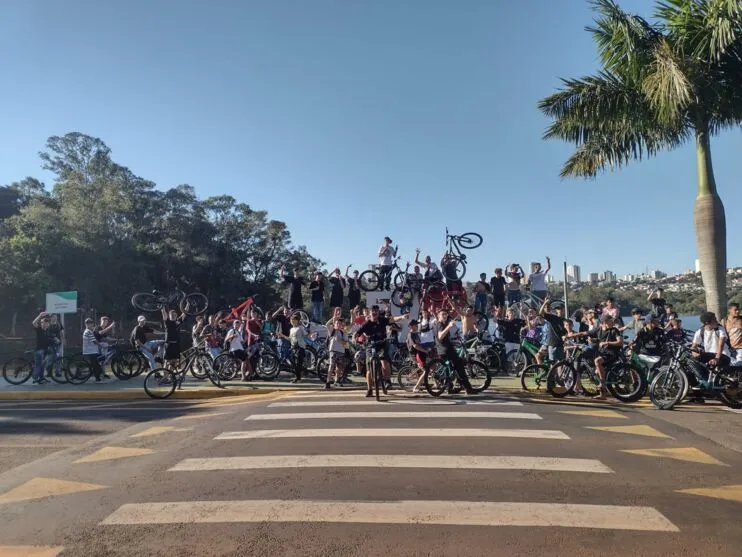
left=440, top=228, right=482, bottom=281
left=505, top=335, right=542, bottom=376
left=649, top=342, right=742, bottom=410
left=2, top=349, right=67, bottom=385
left=144, top=343, right=220, bottom=398
left=509, top=289, right=564, bottom=320
left=131, top=289, right=208, bottom=316
left=358, top=256, right=406, bottom=292
left=366, top=339, right=390, bottom=401
left=423, top=342, right=491, bottom=397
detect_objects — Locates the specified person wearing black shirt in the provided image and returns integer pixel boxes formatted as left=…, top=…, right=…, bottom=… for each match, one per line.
left=647, top=287, right=666, bottom=319
left=131, top=315, right=158, bottom=370
left=432, top=308, right=475, bottom=394
left=496, top=310, right=526, bottom=344
left=271, top=306, right=292, bottom=363
left=345, top=266, right=361, bottom=309
left=592, top=315, right=623, bottom=399
left=280, top=266, right=305, bottom=310
left=490, top=268, right=507, bottom=316
left=633, top=317, right=665, bottom=357
left=328, top=268, right=345, bottom=310
left=161, top=307, right=185, bottom=369
left=353, top=305, right=406, bottom=396
left=309, top=272, right=325, bottom=323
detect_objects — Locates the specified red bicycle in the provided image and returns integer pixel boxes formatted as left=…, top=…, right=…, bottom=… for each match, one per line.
left=223, top=295, right=310, bottom=328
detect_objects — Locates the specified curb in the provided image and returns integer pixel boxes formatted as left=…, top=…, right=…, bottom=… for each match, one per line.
left=0, top=388, right=278, bottom=401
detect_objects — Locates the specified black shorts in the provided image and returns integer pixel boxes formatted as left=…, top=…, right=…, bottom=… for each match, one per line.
left=164, top=342, right=181, bottom=361
left=231, top=349, right=247, bottom=362
left=597, top=350, right=619, bottom=366
left=492, top=294, right=505, bottom=307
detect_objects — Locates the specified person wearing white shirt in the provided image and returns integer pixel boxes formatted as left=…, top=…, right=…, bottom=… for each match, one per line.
left=528, top=257, right=551, bottom=301
left=691, top=311, right=731, bottom=368
left=377, top=236, right=397, bottom=290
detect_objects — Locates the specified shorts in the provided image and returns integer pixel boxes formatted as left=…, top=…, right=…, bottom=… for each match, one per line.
left=329, top=351, right=345, bottom=367
left=548, top=346, right=565, bottom=361
left=247, top=344, right=260, bottom=358
left=231, top=349, right=247, bottom=362
left=492, top=294, right=505, bottom=307
left=415, top=352, right=427, bottom=368
left=597, top=350, right=619, bottom=366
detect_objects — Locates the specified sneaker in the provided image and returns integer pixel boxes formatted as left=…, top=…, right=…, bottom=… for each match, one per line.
left=101, top=374, right=111, bottom=380
left=465, top=388, right=476, bottom=395
left=365, top=389, right=373, bottom=397
left=291, top=378, right=301, bottom=384
left=333, top=381, right=342, bottom=387
left=324, top=383, right=331, bottom=390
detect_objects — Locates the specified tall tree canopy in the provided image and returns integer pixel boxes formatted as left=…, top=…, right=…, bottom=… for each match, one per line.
left=0, top=132, right=323, bottom=332
left=538, top=0, right=742, bottom=317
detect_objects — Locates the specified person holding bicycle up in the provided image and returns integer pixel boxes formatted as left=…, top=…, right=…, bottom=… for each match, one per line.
left=161, top=307, right=184, bottom=371
left=415, top=248, right=442, bottom=283
left=377, top=236, right=397, bottom=291
left=432, top=307, right=476, bottom=395
left=353, top=305, right=407, bottom=397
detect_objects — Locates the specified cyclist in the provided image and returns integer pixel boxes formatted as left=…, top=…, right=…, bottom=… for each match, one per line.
left=460, top=306, right=478, bottom=340
left=662, top=304, right=679, bottom=329
left=620, top=308, right=645, bottom=337
left=536, top=298, right=567, bottom=365
left=665, top=318, right=686, bottom=343
left=528, top=257, right=551, bottom=302
left=345, top=266, right=362, bottom=309
left=95, top=316, right=117, bottom=365
left=130, top=315, right=160, bottom=370
left=244, top=309, right=263, bottom=378
left=490, top=268, right=507, bottom=317
left=328, top=268, right=346, bottom=311
left=691, top=311, right=731, bottom=368
left=82, top=318, right=107, bottom=382
left=415, top=248, right=442, bottom=283
left=288, top=313, right=308, bottom=383
left=406, top=319, right=431, bottom=393
left=592, top=314, right=623, bottom=400
left=223, top=319, right=247, bottom=381
left=647, top=287, right=666, bottom=319
left=632, top=315, right=665, bottom=357
left=201, top=314, right=223, bottom=360
left=377, top=236, right=397, bottom=291
left=353, top=304, right=406, bottom=396
left=161, top=308, right=184, bottom=371
left=432, top=307, right=475, bottom=394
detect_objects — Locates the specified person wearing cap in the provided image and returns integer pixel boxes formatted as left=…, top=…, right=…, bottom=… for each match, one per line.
left=130, top=315, right=159, bottom=370
left=353, top=304, right=406, bottom=396
left=432, top=307, right=476, bottom=394
left=377, top=236, right=397, bottom=291
left=536, top=297, right=568, bottom=365
left=632, top=315, right=665, bottom=357
left=620, top=308, right=645, bottom=337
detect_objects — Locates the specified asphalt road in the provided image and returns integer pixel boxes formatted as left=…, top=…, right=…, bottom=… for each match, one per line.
left=1, top=391, right=741, bottom=556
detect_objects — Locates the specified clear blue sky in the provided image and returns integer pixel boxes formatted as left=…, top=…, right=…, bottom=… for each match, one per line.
left=1, top=0, right=740, bottom=280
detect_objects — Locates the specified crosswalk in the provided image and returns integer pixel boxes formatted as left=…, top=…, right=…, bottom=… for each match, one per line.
left=99, top=390, right=682, bottom=536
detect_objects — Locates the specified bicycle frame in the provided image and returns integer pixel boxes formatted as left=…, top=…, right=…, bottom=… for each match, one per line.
left=224, top=295, right=259, bottom=323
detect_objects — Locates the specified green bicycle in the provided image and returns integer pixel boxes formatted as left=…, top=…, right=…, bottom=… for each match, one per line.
left=423, top=343, right=491, bottom=397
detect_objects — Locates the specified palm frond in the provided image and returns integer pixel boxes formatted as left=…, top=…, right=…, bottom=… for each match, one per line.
left=587, top=0, right=662, bottom=81
left=642, top=37, right=694, bottom=124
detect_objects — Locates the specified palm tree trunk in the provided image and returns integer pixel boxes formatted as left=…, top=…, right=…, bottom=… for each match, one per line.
left=693, top=128, right=727, bottom=318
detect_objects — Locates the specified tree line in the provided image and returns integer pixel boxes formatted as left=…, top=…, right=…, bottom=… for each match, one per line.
left=0, top=132, right=324, bottom=337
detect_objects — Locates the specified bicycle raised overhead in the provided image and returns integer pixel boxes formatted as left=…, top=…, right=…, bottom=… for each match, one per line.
left=440, top=228, right=483, bottom=281
left=132, top=289, right=208, bottom=317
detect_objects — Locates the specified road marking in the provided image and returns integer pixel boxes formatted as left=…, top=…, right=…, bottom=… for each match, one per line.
left=0, top=477, right=107, bottom=504
left=723, top=407, right=742, bottom=414
left=621, top=447, right=726, bottom=466
left=0, top=444, right=74, bottom=448
left=101, top=500, right=677, bottom=531
left=215, top=428, right=570, bottom=440
left=677, top=484, right=742, bottom=503
left=130, top=426, right=193, bottom=438
left=527, top=398, right=652, bottom=408
left=246, top=411, right=541, bottom=421
left=174, top=412, right=230, bottom=420
left=559, top=410, right=628, bottom=419
left=74, top=446, right=154, bottom=464
left=586, top=425, right=672, bottom=439
left=0, top=546, right=65, bottom=557
left=169, top=455, right=612, bottom=473
left=269, top=400, right=523, bottom=408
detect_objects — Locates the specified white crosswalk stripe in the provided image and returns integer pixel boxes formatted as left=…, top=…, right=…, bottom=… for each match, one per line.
left=101, top=500, right=678, bottom=531
left=245, top=411, right=542, bottom=421
left=169, top=455, right=613, bottom=473
left=215, top=428, right=570, bottom=440
left=268, top=399, right=523, bottom=408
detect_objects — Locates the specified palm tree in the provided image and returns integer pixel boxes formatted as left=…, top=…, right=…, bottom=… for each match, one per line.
left=539, top=0, right=742, bottom=317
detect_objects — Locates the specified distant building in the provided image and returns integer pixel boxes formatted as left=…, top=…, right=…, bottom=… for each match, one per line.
left=623, top=274, right=636, bottom=282
left=695, top=259, right=701, bottom=273
left=588, top=273, right=600, bottom=284
left=566, top=265, right=581, bottom=284
left=545, top=274, right=554, bottom=284
left=651, top=270, right=667, bottom=279
left=603, top=270, right=616, bottom=283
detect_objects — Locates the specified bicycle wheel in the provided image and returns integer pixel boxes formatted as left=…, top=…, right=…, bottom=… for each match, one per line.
left=48, top=356, right=69, bottom=384
left=111, top=350, right=142, bottom=380
left=131, top=292, right=162, bottom=313
left=576, top=360, right=601, bottom=397
left=359, top=270, right=380, bottom=292
left=256, top=351, right=280, bottom=380
left=465, top=359, right=491, bottom=393
left=190, top=352, right=213, bottom=380
left=303, top=347, right=317, bottom=371
left=548, top=299, right=565, bottom=312
left=65, top=356, right=93, bottom=384
left=520, top=363, right=549, bottom=392
left=547, top=361, right=576, bottom=398
left=373, top=360, right=382, bottom=400
left=181, top=292, right=208, bottom=316
left=397, top=364, right=423, bottom=392
left=144, top=368, right=177, bottom=399
left=649, top=367, right=687, bottom=410
left=457, top=232, right=483, bottom=249
left=391, top=287, right=414, bottom=309
left=508, top=302, right=527, bottom=319
left=716, top=367, right=742, bottom=409
left=441, top=257, right=466, bottom=281
left=424, top=360, right=448, bottom=397
left=426, top=282, right=446, bottom=302
left=506, top=349, right=528, bottom=376
left=213, top=353, right=239, bottom=381
left=2, top=357, right=32, bottom=385
left=606, top=363, right=646, bottom=403
left=393, top=271, right=406, bottom=289
left=290, top=310, right=309, bottom=328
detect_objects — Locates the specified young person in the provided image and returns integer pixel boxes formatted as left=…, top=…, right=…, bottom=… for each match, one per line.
left=691, top=311, right=731, bottom=368
left=505, top=263, right=524, bottom=307
left=377, top=236, right=397, bottom=291
left=353, top=305, right=406, bottom=396
left=345, top=265, right=362, bottom=309
left=473, top=273, right=490, bottom=315
left=326, top=317, right=348, bottom=389
left=309, top=272, right=325, bottom=323
left=328, top=268, right=346, bottom=311
left=432, top=308, right=475, bottom=394
left=406, top=319, right=431, bottom=393
left=722, top=303, right=742, bottom=364
left=592, top=315, right=623, bottom=400
left=288, top=313, right=308, bottom=383
left=225, top=319, right=251, bottom=381
left=82, top=318, right=106, bottom=382
left=30, top=312, right=53, bottom=384
left=130, top=315, right=159, bottom=370
left=528, top=257, right=551, bottom=301
left=280, top=266, right=305, bottom=310
left=161, top=308, right=184, bottom=371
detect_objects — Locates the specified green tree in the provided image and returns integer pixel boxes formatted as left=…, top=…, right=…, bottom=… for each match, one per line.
left=538, top=0, right=742, bottom=317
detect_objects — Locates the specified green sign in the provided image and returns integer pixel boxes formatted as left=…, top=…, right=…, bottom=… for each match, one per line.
left=46, top=291, right=78, bottom=314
